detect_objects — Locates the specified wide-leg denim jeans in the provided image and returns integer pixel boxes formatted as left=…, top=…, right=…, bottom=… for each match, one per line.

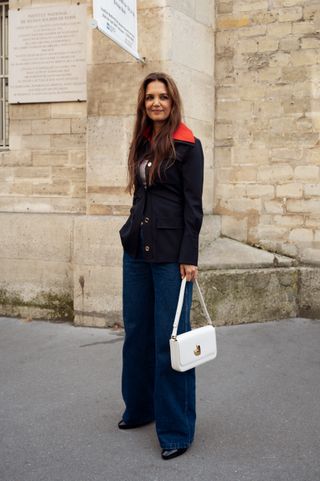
left=121, top=250, right=196, bottom=449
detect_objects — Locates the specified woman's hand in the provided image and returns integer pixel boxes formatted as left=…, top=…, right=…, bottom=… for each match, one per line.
left=180, top=264, right=198, bottom=282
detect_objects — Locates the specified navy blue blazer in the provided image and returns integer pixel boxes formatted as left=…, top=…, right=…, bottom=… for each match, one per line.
left=119, top=123, right=204, bottom=266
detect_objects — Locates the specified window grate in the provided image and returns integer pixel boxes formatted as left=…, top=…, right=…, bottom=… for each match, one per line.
left=0, top=1, right=9, bottom=149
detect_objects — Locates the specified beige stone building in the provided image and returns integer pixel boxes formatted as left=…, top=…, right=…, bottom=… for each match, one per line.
left=1, top=0, right=320, bottom=326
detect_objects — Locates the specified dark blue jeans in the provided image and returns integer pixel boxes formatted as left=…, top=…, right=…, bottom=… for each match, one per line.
left=121, top=250, right=196, bottom=449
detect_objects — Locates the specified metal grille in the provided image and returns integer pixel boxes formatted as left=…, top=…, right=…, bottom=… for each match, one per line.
left=0, top=1, right=9, bottom=149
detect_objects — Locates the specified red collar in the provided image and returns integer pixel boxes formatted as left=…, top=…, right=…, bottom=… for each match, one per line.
left=173, top=123, right=195, bottom=143
left=143, top=122, right=195, bottom=144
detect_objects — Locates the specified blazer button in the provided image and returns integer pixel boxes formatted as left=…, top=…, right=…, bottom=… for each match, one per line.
left=140, top=221, right=143, bottom=226
left=145, top=245, right=150, bottom=252
left=145, top=217, right=150, bottom=223
left=147, top=161, right=152, bottom=167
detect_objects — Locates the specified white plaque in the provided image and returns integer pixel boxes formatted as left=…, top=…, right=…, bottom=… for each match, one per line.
left=9, top=4, right=87, bottom=103
left=93, top=0, right=142, bottom=61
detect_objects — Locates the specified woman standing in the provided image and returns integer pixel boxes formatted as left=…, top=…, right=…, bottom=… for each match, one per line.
left=119, top=72, right=204, bottom=460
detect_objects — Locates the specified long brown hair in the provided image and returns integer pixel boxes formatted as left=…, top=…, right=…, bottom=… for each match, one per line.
left=126, top=72, right=182, bottom=193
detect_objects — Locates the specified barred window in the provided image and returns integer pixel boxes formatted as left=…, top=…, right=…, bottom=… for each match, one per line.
left=0, top=1, right=8, bottom=149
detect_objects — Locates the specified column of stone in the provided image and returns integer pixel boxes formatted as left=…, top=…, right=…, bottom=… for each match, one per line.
left=163, top=1, right=219, bottom=245
left=74, top=0, right=171, bottom=326
left=74, top=0, right=216, bottom=327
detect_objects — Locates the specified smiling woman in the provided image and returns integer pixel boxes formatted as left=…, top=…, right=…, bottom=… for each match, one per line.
left=144, top=80, right=172, bottom=130
left=118, top=72, right=204, bottom=461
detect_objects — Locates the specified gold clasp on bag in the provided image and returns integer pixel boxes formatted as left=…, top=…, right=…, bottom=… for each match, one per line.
left=194, top=345, right=201, bottom=356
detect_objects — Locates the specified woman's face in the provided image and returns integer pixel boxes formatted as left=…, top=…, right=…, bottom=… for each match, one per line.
left=144, top=80, right=172, bottom=128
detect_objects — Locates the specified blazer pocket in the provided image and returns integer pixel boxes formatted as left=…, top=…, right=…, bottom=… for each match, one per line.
left=155, top=217, right=184, bottom=260
left=156, top=218, right=184, bottom=229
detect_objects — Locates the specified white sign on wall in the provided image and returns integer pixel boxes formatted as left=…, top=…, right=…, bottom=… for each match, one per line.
left=93, top=0, right=142, bottom=62
left=9, top=4, right=87, bottom=104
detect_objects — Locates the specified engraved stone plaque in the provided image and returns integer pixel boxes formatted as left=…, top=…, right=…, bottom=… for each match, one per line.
left=9, top=4, right=87, bottom=103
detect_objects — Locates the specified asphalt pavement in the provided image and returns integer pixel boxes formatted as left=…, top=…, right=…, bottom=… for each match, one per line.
left=0, top=316, right=319, bottom=481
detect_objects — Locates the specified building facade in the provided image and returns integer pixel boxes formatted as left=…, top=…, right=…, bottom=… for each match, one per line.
left=0, top=0, right=319, bottom=325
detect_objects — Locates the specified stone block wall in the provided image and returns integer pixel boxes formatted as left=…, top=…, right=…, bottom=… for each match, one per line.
left=0, top=0, right=88, bottom=320
left=4, top=0, right=88, bottom=214
left=214, top=0, right=320, bottom=264
left=2, top=0, right=320, bottom=326
left=1, top=0, right=216, bottom=325
left=5, top=101, right=87, bottom=213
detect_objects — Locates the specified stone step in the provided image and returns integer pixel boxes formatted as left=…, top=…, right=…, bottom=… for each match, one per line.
left=193, top=237, right=320, bottom=326
left=200, top=237, right=296, bottom=270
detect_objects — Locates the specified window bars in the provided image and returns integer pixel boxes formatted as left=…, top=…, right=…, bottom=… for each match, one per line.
left=0, top=1, right=8, bottom=149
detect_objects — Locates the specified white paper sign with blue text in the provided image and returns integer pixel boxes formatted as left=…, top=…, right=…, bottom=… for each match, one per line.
left=93, top=0, right=142, bottom=61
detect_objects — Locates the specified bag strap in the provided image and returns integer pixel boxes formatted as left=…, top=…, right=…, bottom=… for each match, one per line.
left=171, top=278, right=213, bottom=339
left=195, top=279, right=213, bottom=327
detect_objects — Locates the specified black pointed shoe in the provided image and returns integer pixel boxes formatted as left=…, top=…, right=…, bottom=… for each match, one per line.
left=118, top=419, right=153, bottom=430
left=161, top=447, right=188, bottom=460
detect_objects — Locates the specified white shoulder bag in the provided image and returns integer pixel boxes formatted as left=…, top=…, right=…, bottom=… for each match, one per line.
left=170, top=277, right=217, bottom=372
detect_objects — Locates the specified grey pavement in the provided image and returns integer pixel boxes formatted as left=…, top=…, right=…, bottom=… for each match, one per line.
left=0, top=316, right=319, bottom=481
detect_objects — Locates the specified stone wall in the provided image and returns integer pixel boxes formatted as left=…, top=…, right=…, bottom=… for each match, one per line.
left=74, top=0, right=217, bottom=326
left=2, top=0, right=320, bottom=326
left=4, top=0, right=87, bottom=214
left=0, top=0, right=88, bottom=320
left=0, top=0, right=217, bottom=325
left=214, top=0, right=320, bottom=264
